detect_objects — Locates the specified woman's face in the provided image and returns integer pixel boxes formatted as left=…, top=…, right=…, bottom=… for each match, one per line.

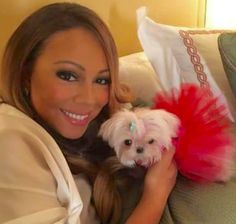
left=30, top=28, right=110, bottom=139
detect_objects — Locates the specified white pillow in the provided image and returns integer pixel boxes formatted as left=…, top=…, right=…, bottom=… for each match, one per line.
left=137, top=8, right=236, bottom=121
left=119, top=52, right=162, bottom=105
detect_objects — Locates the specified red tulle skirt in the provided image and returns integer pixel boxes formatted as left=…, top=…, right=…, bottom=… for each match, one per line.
left=153, top=84, right=234, bottom=182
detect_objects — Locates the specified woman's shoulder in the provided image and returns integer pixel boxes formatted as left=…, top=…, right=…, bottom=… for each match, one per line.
left=0, top=103, right=83, bottom=223
left=0, top=103, right=56, bottom=144
left=0, top=102, right=39, bottom=127
left=0, top=102, right=29, bottom=117
left=0, top=102, right=72, bottom=174
left=0, top=102, right=66, bottom=170
left=0, top=102, right=68, bottom=180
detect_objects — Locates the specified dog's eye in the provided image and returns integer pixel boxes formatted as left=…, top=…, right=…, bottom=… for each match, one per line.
left=124, top=139, right=132, bottom=146
left=148, top=139, right=155, bottom=144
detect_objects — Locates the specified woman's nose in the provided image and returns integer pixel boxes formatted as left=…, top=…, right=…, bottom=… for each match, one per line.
left=74, top=83, right=95, bottom=105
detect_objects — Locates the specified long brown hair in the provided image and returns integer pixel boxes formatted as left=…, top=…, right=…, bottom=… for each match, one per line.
left=0, top=2, right=133, bottom=223
left=0, top=2, right=132, bottom=114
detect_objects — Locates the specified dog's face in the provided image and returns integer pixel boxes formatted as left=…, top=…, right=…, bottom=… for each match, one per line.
left=99, top=108, right=180, bottom=167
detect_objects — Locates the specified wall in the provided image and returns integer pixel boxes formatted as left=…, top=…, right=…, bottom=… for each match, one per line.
left=0, top=0, right=206, bottom=58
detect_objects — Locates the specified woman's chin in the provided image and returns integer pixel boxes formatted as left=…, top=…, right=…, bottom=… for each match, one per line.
left=57, top=125, right=88, bottom=139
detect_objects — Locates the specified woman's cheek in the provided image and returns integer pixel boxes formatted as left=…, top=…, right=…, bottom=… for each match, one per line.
left=95, top=86, right=109, bottom=106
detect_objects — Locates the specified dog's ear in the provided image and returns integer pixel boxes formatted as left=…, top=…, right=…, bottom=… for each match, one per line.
left=98, top=118, right=116, bottom=145
left=157, top=110, right=180, bottom=137
left=139, top=109, right=180, bottom=137
left=98, top=111, right=125, bottom=147
left=99, top=109, right=135, bottom=147
left=139, top=109, right=180, bottom=148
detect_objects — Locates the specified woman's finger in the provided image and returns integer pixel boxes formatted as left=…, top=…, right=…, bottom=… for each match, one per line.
left=161, top=146, right=176, bottom=164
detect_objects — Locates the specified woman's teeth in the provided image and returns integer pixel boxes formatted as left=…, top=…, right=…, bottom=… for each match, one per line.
left=63, top=110, right=88, bottom=120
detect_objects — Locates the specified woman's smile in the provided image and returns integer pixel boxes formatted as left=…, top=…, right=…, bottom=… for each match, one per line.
left=60, top=108, right=90, bottom=126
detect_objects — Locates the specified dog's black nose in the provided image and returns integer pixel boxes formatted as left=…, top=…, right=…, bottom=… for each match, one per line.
left=136, top=147, right=144, bottom=154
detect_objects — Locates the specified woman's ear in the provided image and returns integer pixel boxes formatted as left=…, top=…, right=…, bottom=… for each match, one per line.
left=23, top=78, right=31, bottom=97
left=22, top=67, right=31, bottom=97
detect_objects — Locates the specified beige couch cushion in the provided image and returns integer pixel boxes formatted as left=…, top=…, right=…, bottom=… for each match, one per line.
left=119, top=52, right=162, bottom=106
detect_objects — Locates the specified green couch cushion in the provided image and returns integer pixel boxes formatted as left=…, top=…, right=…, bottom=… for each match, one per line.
left=119, top=173, right=236, bottom=224
left=160, top=175, right=236, bottom=224
left=218, top=33, right=236, bottom=99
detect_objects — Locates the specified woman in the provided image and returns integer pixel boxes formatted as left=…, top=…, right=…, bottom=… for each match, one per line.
left=0, top=2, right=177, bottom=224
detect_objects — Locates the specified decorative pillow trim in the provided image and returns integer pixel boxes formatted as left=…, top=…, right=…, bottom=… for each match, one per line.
left=178, top=30, right=225, bottom=96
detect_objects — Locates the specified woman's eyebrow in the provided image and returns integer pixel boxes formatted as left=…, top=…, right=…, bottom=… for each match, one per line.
left=54, top=60, right=85, bottom=71
left=54, top=60, right=109, bottom=75
left=98, top=68, right=109, bottom=75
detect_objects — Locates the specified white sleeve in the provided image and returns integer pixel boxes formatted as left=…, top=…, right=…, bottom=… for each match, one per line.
left=0, top=130, right=67, bottom=224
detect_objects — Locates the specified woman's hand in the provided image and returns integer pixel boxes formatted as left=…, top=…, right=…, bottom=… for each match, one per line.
left=143, top=147, right=177, bottom=202
left=126, top=148, right=177, bottom=224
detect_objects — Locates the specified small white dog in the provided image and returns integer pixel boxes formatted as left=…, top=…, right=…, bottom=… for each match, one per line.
left=98, top=108, right=180, bottom=168
left=99, top=84, right=234, bottom=182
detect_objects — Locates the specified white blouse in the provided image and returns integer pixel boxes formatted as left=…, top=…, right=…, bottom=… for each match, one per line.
left=0, top=103, right=85, bottom=223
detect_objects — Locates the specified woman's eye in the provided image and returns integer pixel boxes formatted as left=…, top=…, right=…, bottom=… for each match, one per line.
left=148, top=139, right=155, bottom=144
left=124, top=139, right=132, bottom=146
left=96, top=78, right=110, bottom=85
left=56, top=70, right=77, bottom=81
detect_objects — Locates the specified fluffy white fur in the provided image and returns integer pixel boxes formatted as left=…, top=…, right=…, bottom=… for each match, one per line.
left=99, top=108, right=180, bottom=167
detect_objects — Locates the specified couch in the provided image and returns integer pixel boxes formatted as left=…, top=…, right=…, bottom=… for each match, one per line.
left=1, top=1, right=235, bottom=223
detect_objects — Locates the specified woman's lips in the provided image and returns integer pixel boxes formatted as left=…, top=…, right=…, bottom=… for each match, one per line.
left=61, top=109, right=90, bottom=126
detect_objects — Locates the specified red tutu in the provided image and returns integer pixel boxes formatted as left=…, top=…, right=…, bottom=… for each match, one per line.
left=153, top=84, right=234, bottom=182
